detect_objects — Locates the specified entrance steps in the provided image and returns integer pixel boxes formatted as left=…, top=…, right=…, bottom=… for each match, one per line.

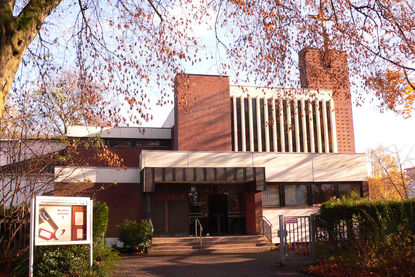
left=148, top=235, right=274, bottom=256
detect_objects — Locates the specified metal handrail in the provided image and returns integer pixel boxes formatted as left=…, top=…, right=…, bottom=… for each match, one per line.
left=194, top=218, right=203, bottom=249
left=149, top=218, right=154, bottom=235
left=261, top=216, right=273, bottom=228
left=259, top=216, right=273, bottom=244
left=148, top=218, right=154, bottom=247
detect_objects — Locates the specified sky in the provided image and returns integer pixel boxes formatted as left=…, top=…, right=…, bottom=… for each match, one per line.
left=353, top=105, right=415, bottom=167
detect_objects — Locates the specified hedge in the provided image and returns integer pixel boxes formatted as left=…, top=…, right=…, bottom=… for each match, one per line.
left=314, top=196, right=415, bottom=275
left=316, top=196, right=415, bottom=241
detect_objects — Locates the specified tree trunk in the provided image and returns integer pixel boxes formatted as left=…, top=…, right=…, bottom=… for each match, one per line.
left=0, top=26, right=24, bottom=116
left=0, top=0, right=63, bottom=116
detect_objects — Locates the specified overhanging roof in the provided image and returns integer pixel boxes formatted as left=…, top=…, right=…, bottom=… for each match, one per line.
left=141, top=167, right=265, bottom=192
left=67, top=126, right=171, bottom=139
left=140, top=150, right=368, bottom=183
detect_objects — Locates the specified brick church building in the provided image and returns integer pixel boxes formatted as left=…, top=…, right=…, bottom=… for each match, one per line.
left=55, top=48, right=368, bottom=243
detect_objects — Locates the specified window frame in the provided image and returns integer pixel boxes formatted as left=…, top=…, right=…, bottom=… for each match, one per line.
left=262, top=184, right=281, bottom=208
left=266, top=182, right=364, bottom=207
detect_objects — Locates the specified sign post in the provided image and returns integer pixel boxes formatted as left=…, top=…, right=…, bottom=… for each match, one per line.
left=29, top=198, right=35, bottom=277
left=29, top=196, right=93, bottom=277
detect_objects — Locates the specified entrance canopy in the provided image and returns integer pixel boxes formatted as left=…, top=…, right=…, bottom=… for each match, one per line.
left=140, top=150, right=368, bottom=183
left=141, top=167, right=265, bottom=192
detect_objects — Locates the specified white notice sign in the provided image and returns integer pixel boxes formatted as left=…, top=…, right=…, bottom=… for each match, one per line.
left=34, top=196, right=92, bottom=246
left=30, top=196, right=94, bottom=277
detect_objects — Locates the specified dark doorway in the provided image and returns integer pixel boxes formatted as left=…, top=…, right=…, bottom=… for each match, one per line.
left=150, top=183, right=189, bottom=235
left=208, top=193, right=228, bottom=234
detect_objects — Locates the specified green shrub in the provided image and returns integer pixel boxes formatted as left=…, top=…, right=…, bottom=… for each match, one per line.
left=118, top=219, right=152, bottom=252
left=93, top=201, right=109, bottom=243
left=13, top=242, right=119, bottom=277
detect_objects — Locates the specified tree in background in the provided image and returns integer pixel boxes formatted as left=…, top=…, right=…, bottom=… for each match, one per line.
left=1, top=0, right=415, bottom=118
left=10, top=69, right=115, bottom=136
left=0, top=97, right=123, bottom=260
left=368, top=146, right=414, bottom=199
left=407, top=167, right=415, bottom=198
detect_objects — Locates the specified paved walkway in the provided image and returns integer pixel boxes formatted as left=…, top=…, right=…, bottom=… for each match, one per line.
left=114, top=251, right=312, bottom=277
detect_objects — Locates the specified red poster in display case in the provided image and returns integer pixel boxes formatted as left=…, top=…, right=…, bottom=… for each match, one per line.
left=72, top=206, right=86, bottom=240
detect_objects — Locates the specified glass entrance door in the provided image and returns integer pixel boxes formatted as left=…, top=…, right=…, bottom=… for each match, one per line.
left=208, top=193, right=228, bottom=234
left=188, top=184, right=248, bottom=235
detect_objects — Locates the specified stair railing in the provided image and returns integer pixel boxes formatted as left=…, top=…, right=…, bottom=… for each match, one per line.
left=148, top=218, right=154, bottom=247
left=194, top=218, right=203, bottom=249
left=259, top=216, right=273, bottom=244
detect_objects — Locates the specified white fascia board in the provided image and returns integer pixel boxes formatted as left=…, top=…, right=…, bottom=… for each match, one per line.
left=140, top=150, right=368, bottom=182
left=253, top=153, right=314, bottom=182
left=54, top=166, right=140, bottom=183
left=67, top=126, right=171, bottom=139
left=140, top=150, right=189, bottom=169
left=230, top=86, right=333, bottom=101
left=188, top=152, right=253, bottom=167
left=312, top=153, right=368, bottom=182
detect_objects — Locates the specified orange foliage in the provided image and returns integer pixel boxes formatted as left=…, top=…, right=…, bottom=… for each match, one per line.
left=367, top=69, right=415, bottom=117
left=368, top=146, right=413, bottom=199
left=1, top=0, right=415, bottom=118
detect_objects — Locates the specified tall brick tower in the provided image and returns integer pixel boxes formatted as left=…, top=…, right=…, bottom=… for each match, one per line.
left=173, top=74, right=232, bottom=151
left=299, top=48, right=356, bottom=153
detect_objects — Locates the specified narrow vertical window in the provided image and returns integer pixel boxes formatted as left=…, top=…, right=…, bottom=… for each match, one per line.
left=298, top=100, right=304, bottom=152
left=244, top=98, right=250, bottom=151
left=252, top=98, right=258, bottom=151
left=236, top=97, right=242, bottom=151
left=260, top=98, right=266, bottom=152
left=326, top=101, right=332, bottom=152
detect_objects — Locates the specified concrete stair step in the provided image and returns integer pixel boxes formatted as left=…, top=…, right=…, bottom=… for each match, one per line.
left=148, top=235, right=273, bottom=256
left=152, top=235, right=268, bottom=244
left=200, top=243, right=271, bottom=249
left=151, top=245, right=200, bottom=250
left=148, top=246, right=273, bottom=256
left=151, top=242, right=270, bottom=250
left=152, top=240, right=269, bottom=247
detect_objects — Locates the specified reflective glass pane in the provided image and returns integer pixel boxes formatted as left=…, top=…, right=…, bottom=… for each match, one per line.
left=262, top=185, right=279, bottom=207
left=285, top=184, right=307, bottom=205
left=338, top=183, right=360, bottom=198
left=312, top=184, right=335, bottom=204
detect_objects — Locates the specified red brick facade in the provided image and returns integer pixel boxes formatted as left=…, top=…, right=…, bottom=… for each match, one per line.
left=74, top=148, right=143, bottom=167
left=55, top=182, right=142, bottom=237
left=299, top=48, right=356, bottom=153
left=173, top=74, right=232, bottom=151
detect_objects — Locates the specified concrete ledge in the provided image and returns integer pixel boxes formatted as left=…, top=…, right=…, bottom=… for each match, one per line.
left=140, top=151, right=368, bottom=183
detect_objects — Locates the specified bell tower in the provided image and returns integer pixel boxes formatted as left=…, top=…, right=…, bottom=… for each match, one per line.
left=299, top=48, right=356, bottom=153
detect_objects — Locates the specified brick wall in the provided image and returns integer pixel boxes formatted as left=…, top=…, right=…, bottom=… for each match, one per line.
left=173, top=74, right=232, bottom=151
left=299, top=48, right=356, bottom=153
left=74, top=148, right=143, bottom=167
left=55, top=182, right=142, bottom=237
